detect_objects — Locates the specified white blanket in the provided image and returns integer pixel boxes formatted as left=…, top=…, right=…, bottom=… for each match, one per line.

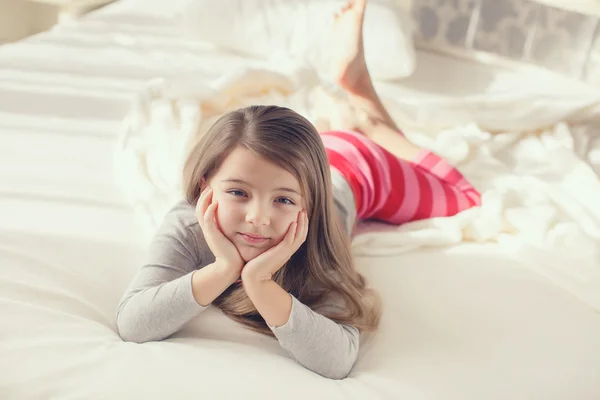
left=115, top=65, right=600, bottom=314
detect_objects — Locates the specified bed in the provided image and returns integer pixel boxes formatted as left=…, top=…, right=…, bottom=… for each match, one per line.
left=2, top=0, right=600, bottom=399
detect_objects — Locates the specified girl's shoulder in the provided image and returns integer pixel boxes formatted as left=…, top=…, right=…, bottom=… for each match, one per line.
left=162, top=199, right=199, bottom=231
left=154, top=199, right=210, bottom=256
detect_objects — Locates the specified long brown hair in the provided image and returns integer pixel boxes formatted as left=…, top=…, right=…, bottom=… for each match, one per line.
left=183, top=105, right=380, bottom=336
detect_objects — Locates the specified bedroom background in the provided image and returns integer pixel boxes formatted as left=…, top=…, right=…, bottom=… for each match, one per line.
left=2, top=0, right=600, bottom=399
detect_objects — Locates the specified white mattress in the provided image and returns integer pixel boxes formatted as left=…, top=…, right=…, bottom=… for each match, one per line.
left=2, top=1, right=600, bottom=399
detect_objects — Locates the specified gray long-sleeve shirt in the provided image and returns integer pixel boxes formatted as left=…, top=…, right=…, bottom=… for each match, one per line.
left=116, top=170, right=360, bottom=379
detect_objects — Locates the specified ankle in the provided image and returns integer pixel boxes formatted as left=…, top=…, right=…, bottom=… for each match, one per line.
left=348, top=87, right=384, bottom=120
left=348, top=90, right=399, bottom=134
left=343, top=71, right=374, bottom=97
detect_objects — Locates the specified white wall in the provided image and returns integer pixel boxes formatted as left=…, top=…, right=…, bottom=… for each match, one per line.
left=0, top=0, right=57, bottom=44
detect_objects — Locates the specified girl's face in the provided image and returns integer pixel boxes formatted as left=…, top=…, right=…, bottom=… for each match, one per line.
left=206, top=146, right=305, bottom=262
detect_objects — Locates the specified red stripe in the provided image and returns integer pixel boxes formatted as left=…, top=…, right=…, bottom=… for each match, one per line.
left=334, top=131, right=415, bottom=219
left=412, top=169, right=434, bottom=220
left=465, top=189, right=482, bottom=207
left=322, top=130, right=480, bottom=225
left=375, top=151, right=407, bottom=221
left=325, top=131, right=385, bottom=218
left=442, top=183, right=459, bottom=217
left=416, top=152, right=440, bottom=170
left=444, top=168, right=465, bottom=186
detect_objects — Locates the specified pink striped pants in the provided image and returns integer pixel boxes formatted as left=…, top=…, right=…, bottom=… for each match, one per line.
left=321, top=130, right=481, bottom=225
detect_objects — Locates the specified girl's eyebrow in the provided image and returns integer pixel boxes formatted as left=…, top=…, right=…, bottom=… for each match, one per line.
left=222, top=178, right=301, bottom=196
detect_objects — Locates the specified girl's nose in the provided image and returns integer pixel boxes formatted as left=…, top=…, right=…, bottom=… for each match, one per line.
left=245, top=202, right=270, bottom=226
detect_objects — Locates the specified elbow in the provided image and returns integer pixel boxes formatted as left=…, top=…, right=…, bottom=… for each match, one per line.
left=116, top=312, right=143, bottom=343
left=323, top=349, right=359, bottom=380
left=324, top=361, right=356, bottom=380
left=116, top=303, right=154, bottom=344
left=318, top=331, right=360, bottom=380
left=117, top=325, right=147, bottom=344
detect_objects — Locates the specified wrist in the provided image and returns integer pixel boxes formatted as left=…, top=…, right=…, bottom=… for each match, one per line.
left=191, top=260, right=242, bottom=307
left=240, top=267, right=272, bottom=285
left=214, top=259, right=243, bottom=281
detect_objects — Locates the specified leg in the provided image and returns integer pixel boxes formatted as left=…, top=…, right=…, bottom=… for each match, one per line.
left=325, top=0, right=481, bottom=223
left=322, top=130, right=481, bottom=224
left=330, top=0, right=422, bottom=162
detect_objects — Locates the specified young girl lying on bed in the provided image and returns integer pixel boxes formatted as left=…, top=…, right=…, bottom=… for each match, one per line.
left=116, top=0, right=481, bottom=379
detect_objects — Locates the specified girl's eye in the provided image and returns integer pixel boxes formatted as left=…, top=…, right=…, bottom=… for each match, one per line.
left=276, top=197, right=295, bottom=205
left=227, top=190, right=246, bottom=197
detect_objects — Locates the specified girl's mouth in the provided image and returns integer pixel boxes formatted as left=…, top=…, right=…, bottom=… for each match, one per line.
left=239, top=233, right=269, bottom=244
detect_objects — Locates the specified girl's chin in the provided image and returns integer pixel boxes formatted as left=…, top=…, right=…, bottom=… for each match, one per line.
left=237, top=246, right=268, bottom=262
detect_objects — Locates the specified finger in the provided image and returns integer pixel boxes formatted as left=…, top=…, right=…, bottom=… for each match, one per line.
left=295, top=211, right=308, bottom=245
left=201, top=201, right=218, bottom=231
left=196, top=193, right=208, bottom=227
left=209, top=202, right=228, bottom=236
left=204, top=186, right=214, bottom=205
left=270, top=222, right=296, bottom=266
left=205, top=202, right=230, bottom=246
left=287, top=222, right=298, bottom=244
left=270, top=216, right=301, bottom=255
left=287, top=222, right=304, bottom=255
left=297, top=209, right=306, bottom=228
left=211, top=201, right=226, bottom=232
left=199, top=184, right=210, bottom=199
left=197, top=188, right=211, bottom=213
left=301, top=211, right=309, bottom=241
left=204, top=189, right=215, bottom=214
left=292, top=211, right=302, bottom=240
left=260, top=220, right=299, bottom=269
left=204, top=200, right=218, bottom=225
left=197, top=186, right=213, bottom=214
left=304, top=214, right=309, bottom=240
left=274, top=221, right=294, bottom=250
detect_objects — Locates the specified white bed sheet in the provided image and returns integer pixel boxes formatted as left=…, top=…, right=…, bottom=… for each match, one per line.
left=1, top=1, right=600, bottom=399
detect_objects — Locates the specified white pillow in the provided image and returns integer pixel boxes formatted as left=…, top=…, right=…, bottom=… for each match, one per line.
left=179, top=0, right=415, bottom=81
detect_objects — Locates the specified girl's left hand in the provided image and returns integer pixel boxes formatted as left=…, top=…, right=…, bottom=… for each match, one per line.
left=241, top=210, right=309, bottom=283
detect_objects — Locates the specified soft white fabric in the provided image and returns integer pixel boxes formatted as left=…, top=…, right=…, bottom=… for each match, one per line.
left=4, top=231, right=600, bottom=399
left=2, top=0, right=600, bottom=398
left=178, top=0, right=415, bottom=81
left=374, top=51, right=600, bottom=132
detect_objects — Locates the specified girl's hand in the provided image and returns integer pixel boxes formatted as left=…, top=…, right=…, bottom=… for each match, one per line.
left=196, top=187, right=244, bottom=275
left=241, top=210, right=309, bottom=283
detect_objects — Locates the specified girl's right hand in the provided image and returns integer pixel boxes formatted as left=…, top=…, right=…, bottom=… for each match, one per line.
left=196, top=187, right=245, bottom=275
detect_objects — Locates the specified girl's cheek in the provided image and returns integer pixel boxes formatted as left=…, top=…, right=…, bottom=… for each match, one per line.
left=213, top=196, right=235, bottom=226
left=214, top=193, right=235, bottom=212
left=278, top=211, right=300, bottom=234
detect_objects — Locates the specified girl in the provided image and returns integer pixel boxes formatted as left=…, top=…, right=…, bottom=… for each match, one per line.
left=116, top=0, right=481, bottom=380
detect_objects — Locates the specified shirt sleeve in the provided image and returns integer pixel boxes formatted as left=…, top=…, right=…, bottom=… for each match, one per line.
left=116, top=202, right=211, bottom=343
left=270, top=295, right=360, bottom=379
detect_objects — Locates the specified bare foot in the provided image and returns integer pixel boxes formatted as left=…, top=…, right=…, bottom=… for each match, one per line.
left=325, top=0, right=421, bottom=159
left=330, top=0, right=370, bottom=94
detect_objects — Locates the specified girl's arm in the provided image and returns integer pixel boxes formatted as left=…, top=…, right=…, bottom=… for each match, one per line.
left=243, top=277, right=359, bottom=380
left=116, top=201, right=232, bottom=343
